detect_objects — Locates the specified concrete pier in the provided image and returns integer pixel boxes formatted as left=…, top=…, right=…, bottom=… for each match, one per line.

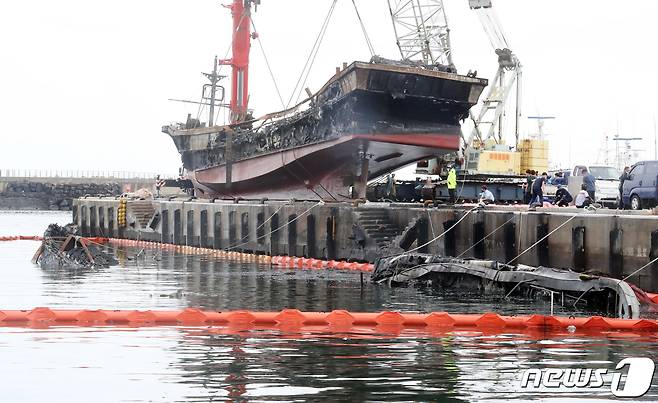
left=73, top=198, right=658, bottom=292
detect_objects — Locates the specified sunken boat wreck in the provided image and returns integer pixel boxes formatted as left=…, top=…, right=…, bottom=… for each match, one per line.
left=371, top=253, right=658, bottom=320
left=32, top=224, right=117, bottom=270
left=163, top=0, right=487, bottom=201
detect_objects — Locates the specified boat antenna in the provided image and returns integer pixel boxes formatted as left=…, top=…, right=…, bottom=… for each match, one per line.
left=202, top=56, right=225, bottom=126
left=168, top=57, right=226, bottom=127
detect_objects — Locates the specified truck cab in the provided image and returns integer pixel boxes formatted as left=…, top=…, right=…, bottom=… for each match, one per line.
left=622, top=161, right=658, bottom=210
left=569, top=165, right=620, bottom=208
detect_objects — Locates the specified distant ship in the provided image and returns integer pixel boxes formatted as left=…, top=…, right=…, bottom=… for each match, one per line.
left=164, top=0, right=487, bottom=201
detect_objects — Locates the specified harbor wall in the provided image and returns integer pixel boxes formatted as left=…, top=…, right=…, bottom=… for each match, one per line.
left=0, top=177, right=155, bottom=210
left=73, top=198, right=658, bottom=292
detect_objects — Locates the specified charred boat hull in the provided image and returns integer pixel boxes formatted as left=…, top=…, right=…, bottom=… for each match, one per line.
left=165, top=61, right=487, bottom=200
left=193, top=132, right=460, bottom=200
left=372, top=254, right=648, bottom=319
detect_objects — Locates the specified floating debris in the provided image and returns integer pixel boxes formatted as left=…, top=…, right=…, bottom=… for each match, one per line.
left=371, top=253, right=658, bottom=319
left=32, top=224, right=117, bottom=269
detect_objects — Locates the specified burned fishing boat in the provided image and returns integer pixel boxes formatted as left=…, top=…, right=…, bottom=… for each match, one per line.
left=372, top=254, right=655, bottom=319
left=163, top=0, right=487, bottom=201
left=32, top=224, right=117, bottom=270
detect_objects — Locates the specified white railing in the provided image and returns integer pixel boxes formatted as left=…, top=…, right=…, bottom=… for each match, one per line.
left=0, top=169, right=177, bottom=180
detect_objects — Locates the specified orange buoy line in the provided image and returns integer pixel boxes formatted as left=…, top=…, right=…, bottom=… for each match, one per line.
left=106, top=238, right=374, bottom=272
left=270, top=255, right=373, bottom=272
left=0, top=235, right=109, bottom=243
left=0, top=234, right=373, bottom=271
left=1, top=307, right=658, bottom=333
left=0, top=235, right=44, bottom=241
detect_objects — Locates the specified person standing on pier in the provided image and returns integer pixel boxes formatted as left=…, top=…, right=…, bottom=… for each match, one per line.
left=386, top=173, right=397, bottom=200
left=582, top=168, right=596, bottom=201
left=618, top=166, right=630, bottom=207
left=523, top=170, right=536, bottom=203
left=155, top=175, right=163, bottom=198
left=530, top=172, right=547, bottom=206
left=447, top=164, right=457, bottom=204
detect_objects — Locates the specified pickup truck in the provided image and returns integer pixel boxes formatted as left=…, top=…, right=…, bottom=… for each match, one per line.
left=568, top=165, right=620, bottom=208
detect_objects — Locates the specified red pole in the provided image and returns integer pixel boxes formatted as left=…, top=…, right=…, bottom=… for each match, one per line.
left=220, top=0, right=253, bottom=123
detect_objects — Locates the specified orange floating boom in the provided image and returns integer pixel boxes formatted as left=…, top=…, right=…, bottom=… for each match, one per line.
left=1, top=307, right=658, bottom=333
left=105, top=237, right=373, bottom=272
left=4, top=235, right=373, bottom=272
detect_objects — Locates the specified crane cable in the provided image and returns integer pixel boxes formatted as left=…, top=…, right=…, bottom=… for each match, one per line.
left=294, top=0, right=338, bottom=105
left=251, top=18, right=286, bottom=110
left=351, top=0, right=376, bottom=57
left=287, top=0, right=338, bottom=108
left=475, top=7, right=509, bottom=51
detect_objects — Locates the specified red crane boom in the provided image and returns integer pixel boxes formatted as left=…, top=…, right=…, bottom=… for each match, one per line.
left=220, top=0, right=257, bottom=123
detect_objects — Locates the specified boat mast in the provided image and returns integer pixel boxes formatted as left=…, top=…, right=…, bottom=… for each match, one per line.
left=201, top=56, right=223, bottom=126
left=220, top=0, right=258, bottom=123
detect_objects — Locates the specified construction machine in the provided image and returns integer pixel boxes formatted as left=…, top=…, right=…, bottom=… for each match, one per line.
left=377, top=0, right=548, bottom=202
left=416, top=0, right=548, bottom=181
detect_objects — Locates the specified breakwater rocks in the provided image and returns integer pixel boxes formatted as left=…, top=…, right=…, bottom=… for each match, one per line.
left=0, top=181, right=121, bottom=210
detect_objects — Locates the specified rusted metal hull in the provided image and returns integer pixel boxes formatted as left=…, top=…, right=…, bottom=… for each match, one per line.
left=193, top=132, right=460, bottom=200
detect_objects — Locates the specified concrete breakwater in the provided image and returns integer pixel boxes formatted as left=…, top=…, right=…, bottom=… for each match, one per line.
left=72, top=198, right=658, bottom=292
left=0, top=176, right=155, bottom=210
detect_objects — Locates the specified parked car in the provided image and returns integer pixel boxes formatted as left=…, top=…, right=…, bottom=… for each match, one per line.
left=622, top=161, right=658, bottom=210
left=569, top=165, right=620, bottom=208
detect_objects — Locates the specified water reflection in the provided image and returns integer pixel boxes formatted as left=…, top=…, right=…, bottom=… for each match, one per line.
left=2, top=212, right=658, bottom=401
left=173, top=328, right=465, bottom=402
left=166, top=327, right=658, bottom=401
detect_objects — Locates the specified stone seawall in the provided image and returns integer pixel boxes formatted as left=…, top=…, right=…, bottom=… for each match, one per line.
left=0, top=181, right=122, bottom=210
left=0, top=175, right=156, bottom=210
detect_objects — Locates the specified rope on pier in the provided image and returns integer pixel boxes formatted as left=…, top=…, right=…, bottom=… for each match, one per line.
left=623, top=256, right=658, bottom=282
left=1, top=307, right=657, bottom=334
left=456, top=216, right=516, bottom=258
left=399, top=205, right=480, bottom=256
left=506, top=214, right=579, bottom=265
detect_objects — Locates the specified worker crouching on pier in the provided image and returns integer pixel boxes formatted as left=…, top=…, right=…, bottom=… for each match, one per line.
left=479, top=185, right=495, bottom=205
left=553, top=185, right=573, bottom=207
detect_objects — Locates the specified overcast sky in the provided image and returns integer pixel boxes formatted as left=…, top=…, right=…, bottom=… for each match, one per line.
left=2, top=0, right=657, bottom=176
